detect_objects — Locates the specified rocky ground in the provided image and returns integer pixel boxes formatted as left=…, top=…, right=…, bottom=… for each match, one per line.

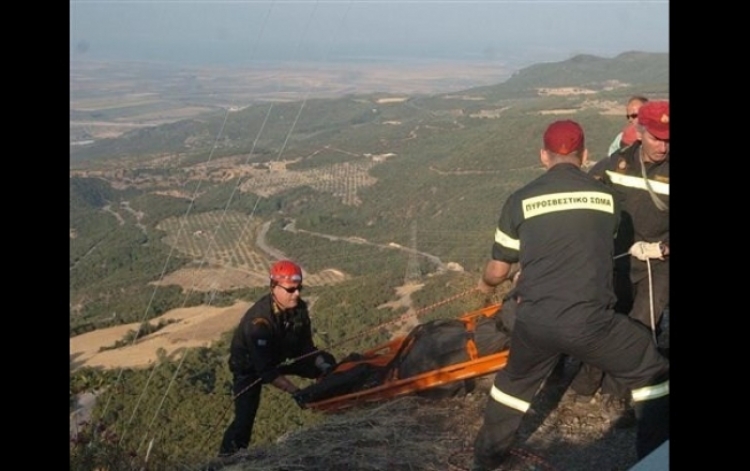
left=206, top=356, right=659, bottom=471
left=208, top=313, right=669, bottom=471
left=71, top=294, right=668, bottom=471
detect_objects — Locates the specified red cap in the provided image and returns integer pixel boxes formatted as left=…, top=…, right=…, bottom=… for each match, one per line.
left=621, top=123, right=638, bottom=146
left=637, top=101, right=669, bottom=140
left=543, top=120, right=585, bottom=155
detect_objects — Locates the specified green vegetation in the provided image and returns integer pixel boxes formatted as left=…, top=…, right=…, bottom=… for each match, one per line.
left=70, top=52, right=668, bottom=470
left=70, top=272, right=469, bottom=470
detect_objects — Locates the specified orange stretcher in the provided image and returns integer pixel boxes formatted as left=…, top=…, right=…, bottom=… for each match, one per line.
left=307, top=303, right=509, bottom=412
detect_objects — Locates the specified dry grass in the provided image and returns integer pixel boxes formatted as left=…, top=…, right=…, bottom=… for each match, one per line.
left=204, top=358, right=644, bottom=471
left=211, top=395, right=479, bottom=471
left=69, top=302, right=250, bottom=370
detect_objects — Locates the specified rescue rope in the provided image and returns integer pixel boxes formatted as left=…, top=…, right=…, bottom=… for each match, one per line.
left=646, top=259, right=657, bottom=343
left=271, top=286, right=486, bottom=384
left=447, top=446, right=558, bottom=471
left=106, top=2, right=358, bottom=461
left=613, top=251, right=629, bottom=260
left=130, top=2, right=372, bottom=461
left=613, top=251, right=660, bottom=343
left=508, top=447, right=559, bottom=470
left=200, top=376, right=264, bottom=454
left=638, top=147, right=666, bottom=342
left=200, top=286, right=483, bottom=455
left=108, top=108, right=235, bottom=450
left=313, top=286, right=483, bottom=356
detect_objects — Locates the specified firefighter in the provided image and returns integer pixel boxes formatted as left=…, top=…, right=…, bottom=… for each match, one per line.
left=471, top=120, right=669, bottom=471
left=218, top=260, right=336, bottom=457
left=592, top=99, right=670, bottom=329
left=606, top=95, right=648, bottom=157
left=605, top=100, right=670, bottom=333
left=569, top=101, right=670, bottom=411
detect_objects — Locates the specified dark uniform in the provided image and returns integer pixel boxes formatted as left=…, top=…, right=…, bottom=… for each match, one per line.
left=571, top=142, right=670, bottom=398
left=473, top=162, right=669, bottom=469
left=592, top=141, right=669, bottom=330
left=219, top=294, right=333, bottom=455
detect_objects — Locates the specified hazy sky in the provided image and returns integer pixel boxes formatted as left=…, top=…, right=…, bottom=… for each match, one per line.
left=70, top=1, right=669, bottom=66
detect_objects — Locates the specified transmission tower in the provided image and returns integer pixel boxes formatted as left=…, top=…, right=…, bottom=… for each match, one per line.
left=404, top=220, right=421, bottom=285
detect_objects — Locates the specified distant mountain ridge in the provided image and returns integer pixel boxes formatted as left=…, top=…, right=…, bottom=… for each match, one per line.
left=70, top=51, right=669, bottom=467
left=70, top=50, right=668, bottom=332
left=504, top=51, right=668, bottom=88
left=70, top=51, right=668, bottom=164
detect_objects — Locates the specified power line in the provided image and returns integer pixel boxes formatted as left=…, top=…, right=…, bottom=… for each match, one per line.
left=404, top=220, right=421, bottom=285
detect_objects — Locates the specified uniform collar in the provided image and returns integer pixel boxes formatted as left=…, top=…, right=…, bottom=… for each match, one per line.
left=271, top=295, right=297, bottom=317
left=638, top=146, right=669, bottom=169
left=272, top=298, right=284, bottom=315
left=548, top=162, right=581, bottom=172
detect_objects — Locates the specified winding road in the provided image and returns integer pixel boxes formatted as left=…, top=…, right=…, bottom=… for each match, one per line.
left=269, top=218, right=448, bottom=272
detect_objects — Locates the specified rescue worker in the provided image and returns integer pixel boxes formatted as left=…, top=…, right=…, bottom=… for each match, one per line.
left=569, top=101, right=670, bottom=408
left=606, top=95, right=648, bottom=157
left=471, top=120, right=669, bottom=471
left=618, top=122, right=639, bottom=150
left=602, top=100, right=670, bottom=334
left=218, top=260, right=336, bottom=457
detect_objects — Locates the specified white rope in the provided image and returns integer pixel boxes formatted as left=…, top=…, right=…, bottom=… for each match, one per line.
left=107, top=1, right=280, bottom=454
left=135, top=1, right=361, bottom=460
left=616, top=250, right=658, bottom=343
left=102, top=108, right=233, bottom=444
left=645, top=258, right=657, bottom=343
left=637, top=146, right=666, bottom=344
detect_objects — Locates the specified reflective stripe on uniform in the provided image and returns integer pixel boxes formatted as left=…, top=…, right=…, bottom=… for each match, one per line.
left=631, top=380, right=669, bottom=402
left=495, top=228, right=520, bottom=251
left=490, top=384, right=530, bottom=413
left=606, top=171, right=669, bottom=196
left=521, top=191, right=615, bottom=219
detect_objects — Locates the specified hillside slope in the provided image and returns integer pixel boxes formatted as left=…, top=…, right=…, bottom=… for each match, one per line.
left=69, top=51, right=669, bottom=471
left=208, top=361, right=642, bottom=471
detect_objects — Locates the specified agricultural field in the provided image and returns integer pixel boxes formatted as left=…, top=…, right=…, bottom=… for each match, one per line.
left=154, top=211, right=348, bottom=292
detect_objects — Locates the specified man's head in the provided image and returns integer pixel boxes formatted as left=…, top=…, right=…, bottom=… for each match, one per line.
left=636, top=100, right=669, bottom=163
left=626, top=95, right=648, bottom=123
left=541, top=120, right=588, bottom=168
left=269, top=260, right=303, bottom=309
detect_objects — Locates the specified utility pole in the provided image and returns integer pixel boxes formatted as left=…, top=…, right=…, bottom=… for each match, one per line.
left=404, top=220, right=421, bottom=285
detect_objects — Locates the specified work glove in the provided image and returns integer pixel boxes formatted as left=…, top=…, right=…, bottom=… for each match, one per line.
left=315, top=352, right=337, bottom=375
left=629, top=241, right=664, bottom=261
left=291, top=390, right=310, bottom=409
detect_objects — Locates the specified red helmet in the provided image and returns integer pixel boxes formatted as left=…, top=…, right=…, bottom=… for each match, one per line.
left=269, top=260, right=303, bottom=283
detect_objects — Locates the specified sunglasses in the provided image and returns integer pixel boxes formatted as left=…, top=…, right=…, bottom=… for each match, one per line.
left=276, top=284, right=303, bottom=294
left=626, top=113, right=638, bottom=120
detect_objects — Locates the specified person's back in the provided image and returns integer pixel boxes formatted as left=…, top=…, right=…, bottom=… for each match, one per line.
left=471, top=120, right=668, bottom=471
left=509, top=165, right=617, bottom=320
